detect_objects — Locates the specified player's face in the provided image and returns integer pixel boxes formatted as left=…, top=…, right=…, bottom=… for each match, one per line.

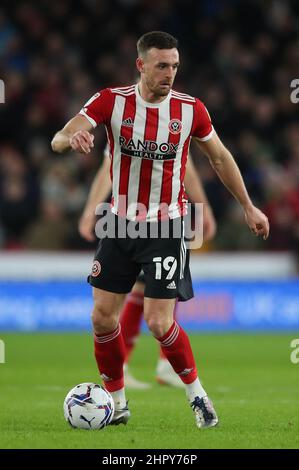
left=138, top=48, right=180, bottom=97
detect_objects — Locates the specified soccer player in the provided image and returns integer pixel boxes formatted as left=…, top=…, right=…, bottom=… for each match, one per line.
left=51, top=31, right=269, bottom=429
left=78, top=146, right=217, bottom=389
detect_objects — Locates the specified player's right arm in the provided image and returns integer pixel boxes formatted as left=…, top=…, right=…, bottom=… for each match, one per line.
left=51, top=115, right=95, bottom=154
left=51, top=88, right=113, bottom=154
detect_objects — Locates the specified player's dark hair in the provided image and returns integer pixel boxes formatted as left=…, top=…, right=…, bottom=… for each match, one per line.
left=137, top=31, right=178, bottom=56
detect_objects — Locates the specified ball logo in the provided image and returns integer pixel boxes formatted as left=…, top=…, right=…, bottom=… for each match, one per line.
left=169, top=119, right=182, bottom=134
left=91, top=260, right=101, bottom=277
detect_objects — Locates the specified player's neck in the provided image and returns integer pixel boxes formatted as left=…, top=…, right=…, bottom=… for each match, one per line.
left=137, top=82, right=169, bottom=104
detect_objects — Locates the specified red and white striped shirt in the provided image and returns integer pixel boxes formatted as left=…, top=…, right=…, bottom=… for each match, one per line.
left=79, top=84, right=213, bottom=221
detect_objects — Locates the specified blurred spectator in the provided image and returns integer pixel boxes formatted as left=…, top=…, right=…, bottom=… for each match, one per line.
left=24, top=199, right=70, bottom=250
left=263, top=167, right=299, bottom=250
left=0, top=145, right=39, bottom=248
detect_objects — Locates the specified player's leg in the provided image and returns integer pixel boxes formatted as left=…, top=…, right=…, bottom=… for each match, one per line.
left=92, top=287, right=130, bottom=424
left=121, top=280, right=145, bottom=362
left=92, top=288, right=126, bottom=385
left=88, top=233, right=140, bottom=424
left=120, top=277, right=151, bottom=389
left=144, top=296, right=200, bottom=392
left=120, top=274, right=181, bottom=389
left=144, top=296, right=218, bottom=428
left=121, top=273, right=184, bottom=388
left=141, top=219, right=218, bottom=429
left=155, top=301, right=185, bottom=388
left=120, top=262, right=191, bottom=388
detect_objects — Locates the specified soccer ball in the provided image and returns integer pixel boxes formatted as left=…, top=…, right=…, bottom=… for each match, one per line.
left=63, top=382, right=115, bottom=430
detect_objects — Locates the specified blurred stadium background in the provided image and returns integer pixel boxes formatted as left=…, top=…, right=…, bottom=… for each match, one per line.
left=0, top=0, right=299, bottom=331
left=0, top=0, right=299, bottom=449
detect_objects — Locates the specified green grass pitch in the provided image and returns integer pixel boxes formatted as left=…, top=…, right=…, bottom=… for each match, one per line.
left=0, top=333, right=298, bottom=449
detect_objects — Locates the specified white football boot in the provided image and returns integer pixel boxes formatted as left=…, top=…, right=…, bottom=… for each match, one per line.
left=110, top=403, right=131, bottom=425
left=190, top=395, right=219, bottom=429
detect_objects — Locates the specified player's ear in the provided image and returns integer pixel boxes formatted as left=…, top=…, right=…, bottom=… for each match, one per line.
left=136, top=57, right=144, bottom=73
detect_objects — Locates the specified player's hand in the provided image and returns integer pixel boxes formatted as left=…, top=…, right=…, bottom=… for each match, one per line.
left=203, top=204, right=217, bottom=241
left=78, top=211, right=96, bottom=242
left=70, top=130, right=94, bottom=154
left=244, top=205, right=270, bottom=240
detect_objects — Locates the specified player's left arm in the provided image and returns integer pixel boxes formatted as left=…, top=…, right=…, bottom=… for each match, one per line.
left=194, top=132, right=269, bottom=239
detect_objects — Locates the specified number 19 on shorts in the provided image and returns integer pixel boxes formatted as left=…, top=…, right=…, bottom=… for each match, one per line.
left=153, top=256, right=177, bottom=280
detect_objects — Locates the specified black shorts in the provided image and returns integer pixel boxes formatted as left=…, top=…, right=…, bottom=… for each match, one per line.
left=88, top=214, right=193, bottom=302
left=137, top=203, right=197, bottom=286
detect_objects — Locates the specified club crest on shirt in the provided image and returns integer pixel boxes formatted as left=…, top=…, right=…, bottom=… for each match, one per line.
left=91, top=260, right=101, bottom=277
left=168, top=119, right=182, bottom=134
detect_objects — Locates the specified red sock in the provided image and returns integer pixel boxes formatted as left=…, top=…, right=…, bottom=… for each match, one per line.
left=94, top=324, right=126, bottom=392
left=159, top=301, right=178, bottom=359
left=120, top=292, right=144, bottom=362
left=156, top=321, right=198, bottom=384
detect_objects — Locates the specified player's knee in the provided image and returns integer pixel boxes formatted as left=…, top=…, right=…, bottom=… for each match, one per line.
left=145, top=317, right=171, bottom=338
left=91, top=302, right=117, bottom=334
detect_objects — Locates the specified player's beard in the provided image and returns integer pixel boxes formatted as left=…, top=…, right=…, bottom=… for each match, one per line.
left=157, top=85, right=171, bottom=96
left=147, top=78, right=171, bottom=98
